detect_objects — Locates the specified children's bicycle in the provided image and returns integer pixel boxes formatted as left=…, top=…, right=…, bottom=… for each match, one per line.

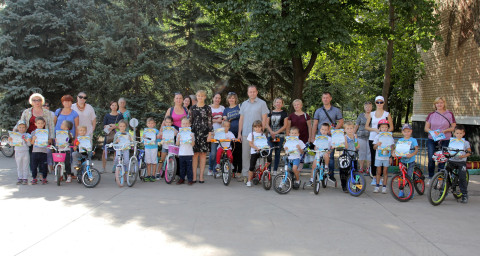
left=390, top=157, right=415, bottom=202
left=211, top=139, right=238, bottom=186
left=108, top=143, right=130, bottom=187
left=75, top=147, right=101, bottom=188
left=273, top=153, right=298, bottom=194
left=160, top=145, right=178, bottom=184
left=338, top=148, right=366, bottom=197
left=48, top=145, right=69, bottom=186
left=303, top=148, right=333, bottom=195
left=126, top=139, right=146, bottom=187
left=251, top=147, right=275, bottom=190
left=428, top=148, right=470, bottom=206
left=1, top=134, right=14, bottom=157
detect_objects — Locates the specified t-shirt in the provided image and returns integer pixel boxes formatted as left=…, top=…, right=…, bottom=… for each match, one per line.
left=72, top=103, right=96, bottom=136
left=355, top=113, right=370, bottom=139
left=143, top=128, right=159, bottom=150
left=426, top=111, right=456, bottom=140
left=210, top=105, right=225, bottom=130
left=223, top=105, right=240, bottom=136
left=103, top=113, right=124, bottom=126
left=450, top=139, right=470, bottom=162
left=54, top=109, right=79, bottom=137
left=314, top=106, right=343, bottom=132
left=288, top=112, right=311, bottom=143
left=218, top=131, right=236, bottom=149
left=269, top=110, right=288, bottom=134
left=247, top=131, right=264, bottom=154
left=396, top=137, right=418, bottom=163
left=179, top=133, right=195, bottom=156
left=368, top=111, right=389, bottom=140
left=239, top=98, right=269, bottom=136
left=373, top=134, right=391, bottom=161
left=345, top=135, right=357, bottom=157
left=285, top=139, right=306, bottom=160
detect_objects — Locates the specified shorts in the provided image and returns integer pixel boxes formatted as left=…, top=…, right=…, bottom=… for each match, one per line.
left=288, top=158, right=301, bottom=167
left=375, top=159, right=390, bottom=167
left=161, top=146, right=169, bottom=153
left=145, top=148, right=158, bottom=164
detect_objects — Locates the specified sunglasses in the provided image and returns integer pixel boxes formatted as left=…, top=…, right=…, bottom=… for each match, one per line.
left=78, top=95, right=88, bottom=99
left=43, top=104, right=50, bottom=107
left=32, top=99, right=42, bottom=102
left=375, top=101, right=384, bottom=104
left=227, top=92, right=236, bottom=95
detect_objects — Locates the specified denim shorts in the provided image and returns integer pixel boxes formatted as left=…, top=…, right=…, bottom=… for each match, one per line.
left=288, top=158, right=301, bottom=168
left=375, top=159, right=390, bottom=167
left=161, top=147, right=169, bottom=153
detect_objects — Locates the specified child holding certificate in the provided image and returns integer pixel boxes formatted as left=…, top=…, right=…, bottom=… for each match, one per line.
left=30, top=117, right=50, bottom=185
left=372, top=119, right=393, bottom=193
left=143, top=118, right=161, bottom=182
left=246, top=120, right=272, bottom=187
left=392, top=124, right=418, bottom=178
left=9, top=121, right=31, bottom=185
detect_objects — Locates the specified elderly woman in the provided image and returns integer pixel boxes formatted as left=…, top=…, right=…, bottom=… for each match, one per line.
left=424, top=97, right=456, bottom=184
left=53, top=95, right=79, bottom=137
left=72, top=92, right=97, bottom=136
left=118, top=98, right=131, bottom=129
left=354, top=101, right=373, bottom=173
left=17, top=93, right=55, bottom=141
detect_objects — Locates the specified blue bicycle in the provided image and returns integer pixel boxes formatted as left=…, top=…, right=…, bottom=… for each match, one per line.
left=338, top=148, right=366, bottom=197
left=75, top=147, right=101, bottom=188
left=273, top=153, right=298, bottom=194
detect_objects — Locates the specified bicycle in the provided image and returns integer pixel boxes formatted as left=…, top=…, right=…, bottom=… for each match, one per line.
left=1, top=134, right=14, bottom=157
left=160, top=145, right=179, bottom=184
left=126, top=139, right=147, bottom=187
left=48, top=145, right=70, bottom=186
left=428, top=147, right=471, bottom=206
left=273, top=153, right=299, bottom=194
left=303, top=148, right=334, bottom=195
left=107, top=142, right=130, bottom=187
left=251, top=147, right=275, bottom=190
left=389, top=156, right=416, bottom=202
left=338, top=148, right=366, bottom=197
left=74, top=147, right=101, bottom=188
left=211, top=138, right=238, bottom=186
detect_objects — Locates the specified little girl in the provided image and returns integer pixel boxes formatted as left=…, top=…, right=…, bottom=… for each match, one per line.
left=57, top=120, right=74, bottom=182
left=114, top=120, right=133, bottom=172
left=9, top=121, right=31, bottom=185
left=246, top=120, right=272, bottom=187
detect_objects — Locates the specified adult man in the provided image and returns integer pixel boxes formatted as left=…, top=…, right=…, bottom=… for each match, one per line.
left=238, top=86, right=269, bottom=180
left=311, top=92, right=344, bottom=182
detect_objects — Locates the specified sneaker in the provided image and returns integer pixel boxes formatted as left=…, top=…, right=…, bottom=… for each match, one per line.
left=22, top=179, right=28, bottom=185
left=307, top=180, right=313, bottom=186
left=398, top=190, right=404, bottom=198
left=381, top=186, right=387, bottom=194
left=207, top=170, right=213, bottom=176
left=66, top=176, right=72, bottom=183
left=461, top=195, right=468, bottom=204
left=16, top=179, right=22, bottom=185
left=426, top=178, right=431, bottom=186
left=236, top=175, right=244, bottom=182
left=215, top=164, right=221, bottom=172
left=150, top=176, right=156, bottom=182
left=42, top=179, right=48, bottom=185
left=215, top=172, right=222, bottom=178
left=176, top=179, right=185, bottom=185
left=379, top=179, right=383, bottom=186
left=155, top=173, right=160, bottom=180
left=371, top=178, right=377, bottom=186
left=31, top=179, right=38, bottom=185
left=272, top=171, right=277, bottom=176
left=342, top=187, right=348, bottom=193
left=373, top=186, right=380, bottom=193
left=246, top=181, right=252, bottom=187
left=324, top=168, right=329, bottom=175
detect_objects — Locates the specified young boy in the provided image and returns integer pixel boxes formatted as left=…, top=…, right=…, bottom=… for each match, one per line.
left=113, top=120, right=133, bottom=172
left=448, top=125, right=471, bottom=203
left=341, top=121, right=360, bottom=192
left=176, top=117, right=195, bottom=185
left=30, top=117, right=50, bottom=185
left=284, top=126, right=305, bottom=188
left=143, top=117, right=161, bottom=182
left=309, top=123, right=331, bottom=185
left=391, top=123, right=418, bottom=198
left=247, top=120, right=272, bottom=187
left=159, top=116, right=178, bottom=175
left=9, top=121, right=31, bottom=185
left=57, top=120, right=74, bottom=182
left=373, top=119, right=392, bottom=193
left=207, top=120, right=236, bottom=175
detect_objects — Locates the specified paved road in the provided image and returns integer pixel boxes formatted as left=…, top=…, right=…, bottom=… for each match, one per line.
left=1, top=155, right=479, bottom=256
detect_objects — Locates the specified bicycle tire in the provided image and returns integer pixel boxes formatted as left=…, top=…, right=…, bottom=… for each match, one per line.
left=413, top=168, right=425, bottom=195
left=428, top=171, right=448, bottom=206
left=314, top=169, right=320, bottom=195
left=368, top=166, right=373, bottom=179
left=1, top=134, right=14, bottom=157
left=55, top=164, right=62, bottom=186
left=127, top=157, right=138, bottom=187
left=115, top=166, right=124, bottom=187
left=261, top=170, right=271, bottom=190
left=82, top=167, right=101, bottom=188
left=164, top=156, right=175, bottom=184
left=390, top=174, right=414, bottom=202
left=222, top=161, right=232, bottom=186
left=347, top=171, right=366, bottom=197
left=273, top=174, right=292, bottom=194
left=321, top=174, right=327, bottom=188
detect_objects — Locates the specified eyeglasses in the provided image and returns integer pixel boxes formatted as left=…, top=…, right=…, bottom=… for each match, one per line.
left=43, top=105, right=50, bottom=107
left=78, top=95, right=88, bottom=99
left=375, top=101, right=384, bottom=104
left=32, top=99, right=42, bottom=102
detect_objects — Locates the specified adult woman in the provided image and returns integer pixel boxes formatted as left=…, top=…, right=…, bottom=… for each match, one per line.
left=424, top=97, right=456, bottom=183
left=208, top=93, right=225, bottom=176
left=223, top=92, right=242, bottom=180
left=102, top=101, right=124, bottom=172
left=183, top=96, right=192, bottom=110
left=118, top=98, right=131, bottom=129
left=53, top=95, right=79, bottom=137
left=286, top=99, right=311, bottom=143
left=162, top=93, right=188, bottom=130
left=17, top=93, right=55, bottom=142
left=72, top=92, right=97, bottom=136
left=189, top=90, right=212, bottom=183
left=354, top=102, right=372, bottom=173
left=266, top=98, right=288, bottom=175
left=365, top=96, right=393, bottom=185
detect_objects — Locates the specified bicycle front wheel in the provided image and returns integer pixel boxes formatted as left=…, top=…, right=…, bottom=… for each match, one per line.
left=273, top=174, right=292, bottom=194
left=261, top=170, right=271, bottom=190
left=55, top=164, right=63, bottom=186
left=1, top=135, right=14, bottom=157
left=127, top=157, right=138, bottom=187
left=313, top=169, right=321, bottom=195
left=413, top=167, right=425, bottom=195
left=428, top=171, right=448, bottom=206
left=115, top=166, right=124, bottom=187
left=83, top=167, right=101, bottom=188
left=222, top=161, right=232, bottom=186
left=347, top=171, right=366, bottom=197
left=164, top=156, right=176, bottom=184
left=390, top=174, right=414, bottom=202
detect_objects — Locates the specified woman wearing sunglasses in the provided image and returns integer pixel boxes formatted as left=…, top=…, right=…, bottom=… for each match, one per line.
left=72, top=92, right=97, bottom=136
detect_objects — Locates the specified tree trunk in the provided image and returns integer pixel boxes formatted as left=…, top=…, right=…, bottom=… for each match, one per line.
left=291, top=53, right=318, bottom=101
left=382, top=0, right=395, bottom=111
left=404, top=98, right=411, bottom=124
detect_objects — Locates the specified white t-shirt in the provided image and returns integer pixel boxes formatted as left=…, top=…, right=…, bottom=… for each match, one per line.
left=179, top=133, right=195, bottom=156
left=247, top=131, right=263, bottom=154
left=210, top=105, right=225, bottom=130
left=218, top=131, right=236, bottom=149
left=72, top=103, right=97, bottom=136
left=368, top=110, right=389, bottom=141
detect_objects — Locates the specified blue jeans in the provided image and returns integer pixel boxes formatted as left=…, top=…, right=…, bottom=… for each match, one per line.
left=328, top=149, right=335, bottom=180
left=179, top=155, right=193, bottom=181
left=427, top=139, right=449, bottom=178
left=267, top=137, right=284, bottom=172
left=209, top=142, right=219, bottom=171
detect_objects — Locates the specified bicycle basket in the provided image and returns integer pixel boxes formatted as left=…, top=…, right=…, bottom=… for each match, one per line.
left=52, top=153, right=66, bottom=162
left=433, top=151, right=447, bottom=163
left=338, top=154, right=351, bottom=169
left=168, top=145, right=179, bottom=155
left=303, top=153, right=315, bottom=164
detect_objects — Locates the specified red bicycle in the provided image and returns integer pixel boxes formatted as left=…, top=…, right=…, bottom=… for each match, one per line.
left=252, top=147, right=276, bottom=190
left=390, top=156, right=425, bottom=202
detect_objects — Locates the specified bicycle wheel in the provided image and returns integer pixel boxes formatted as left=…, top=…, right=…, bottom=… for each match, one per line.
left=347, top=171, right=366, bottom=197
left=222, top=161, right=232, bottom=186
left=164, top=156, right=176, bottom=184
left=313, top=169, right=320, bottom=195
left=55, top=164, right=62, bottom=186
left=428, top=171, right=448, bottom=206
left=321, top=173, right=328, bottom=188
left=82, top=167, right=101, bottom=188
left=273, top=174, right=292, bottom=194
left=390, top=174, right=414, bottom=202
left=261, top=170, right=271, bottom=190
left=1, top=135, right=14, bottom=157
left=115, top=166, right=124, bottom=187
left=127, top=157, right=138, bottom=187
left=413, top=168, right=425, bottom=195
left=368, top=166, right=373, bottom=179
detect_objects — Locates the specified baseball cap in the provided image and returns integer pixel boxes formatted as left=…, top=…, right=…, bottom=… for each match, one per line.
left=402, top=123, right=412, bottom=130
left=375, top=96, right=384, bottom=102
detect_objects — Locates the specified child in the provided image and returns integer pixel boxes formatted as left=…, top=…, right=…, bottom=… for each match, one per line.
left=158, top=116, right=178, bottom=174
left=176, top=117, right=195, bottom=185
left=392, top=123, right=418, bottom=198
left=309, top=123, right=331, bottom=185
left=73, top=126, right=89, bottom=169
left=373, top=119, right=392, bottom=193
left=246, top=120, right=272, bottom=187
left=284, top=126, right=305, bottom=188
left=114, top=120, right=133, bottom=172
left=57, top=120, right=74, bottom=182
left=207, top=120, right=236, bottom=175
left=448, top=125, right=471, bottom=203
left=9, top=121, right=31, bottom=185
left=341, top=121, right=360, bottom=192
left=30, top=117, right=50, bottom=185
left=143, top=118, right=161, bottom=182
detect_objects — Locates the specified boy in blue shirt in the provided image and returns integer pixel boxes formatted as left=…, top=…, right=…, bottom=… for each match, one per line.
left=143, top=118, right=161, bottom=182
left=392, top=124, right=418, bottom=198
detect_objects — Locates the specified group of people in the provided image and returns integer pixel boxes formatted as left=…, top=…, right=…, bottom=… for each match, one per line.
left=9, top=88, right=472, bottom=202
